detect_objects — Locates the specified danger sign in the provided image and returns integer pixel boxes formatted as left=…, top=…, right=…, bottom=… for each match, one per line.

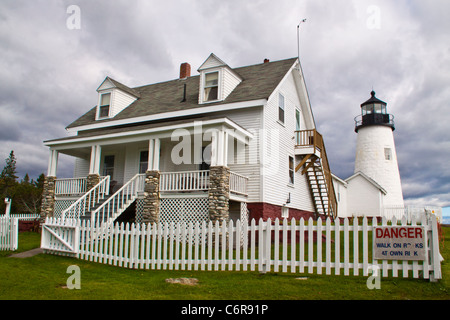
left=373, top=226, right=426, bottom=261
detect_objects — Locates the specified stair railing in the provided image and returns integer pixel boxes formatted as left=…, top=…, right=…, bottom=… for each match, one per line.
left=60, top=175, right=110, bottom=221
left=90, top=173, right=145, bottom=226
left=314, top=131, right=338, bottom=218
left=295, top=129, right=338, bottom=218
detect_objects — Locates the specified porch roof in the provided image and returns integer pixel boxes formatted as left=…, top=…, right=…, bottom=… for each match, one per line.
left=44, top=116, right=254, bottom=148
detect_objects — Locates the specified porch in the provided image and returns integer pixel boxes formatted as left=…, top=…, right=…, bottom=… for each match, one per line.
left=52, top=169, right=248, bottom=227
left=41, top=117, right=254, bottom=225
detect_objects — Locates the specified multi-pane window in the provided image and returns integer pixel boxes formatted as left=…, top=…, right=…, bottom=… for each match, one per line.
left=204, top=72, right=219, bottom=101
left=288, top=156, right=294, bottom=185
left=99, top=93, right=111, bottom=118
left=278, top=93, right=285, bottom=123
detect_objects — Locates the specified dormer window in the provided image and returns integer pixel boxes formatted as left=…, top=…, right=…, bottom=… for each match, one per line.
left=204, top=72, right=219, bottom=101
left=99, top=93, right=111, bottom=118
left=197, top=53, right=242, bottom=104
left=95, top=77, right=140, bottom=121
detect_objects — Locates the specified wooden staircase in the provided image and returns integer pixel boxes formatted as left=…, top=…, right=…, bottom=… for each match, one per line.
left=89, top=173, right=145, bottom=226
left=295, top=130, right=337, bottom=218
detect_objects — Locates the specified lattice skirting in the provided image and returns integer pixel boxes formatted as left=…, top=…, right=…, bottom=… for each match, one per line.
left=160, top=197, right=209, bottom=225
left=135, top=197, right=248, bottom=227
left=54, top=199, right=77, bottom=219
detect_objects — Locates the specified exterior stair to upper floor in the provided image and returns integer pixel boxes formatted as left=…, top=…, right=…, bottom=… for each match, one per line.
left=295, top=129, right=337, bottom=218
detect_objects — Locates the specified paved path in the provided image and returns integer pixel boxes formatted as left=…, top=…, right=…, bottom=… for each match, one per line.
left=9, top=248, right=43, bottom=258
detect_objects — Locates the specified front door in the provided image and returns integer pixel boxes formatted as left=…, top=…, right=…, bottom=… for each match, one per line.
left=103, top=155, right=115, bottom=179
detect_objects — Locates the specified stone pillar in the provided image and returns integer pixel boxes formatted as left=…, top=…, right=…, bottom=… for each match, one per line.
left=85, top=173, right=101, bottom=206
left=142, top=170, right=160, bottom=224
left=39, top=176, right=57, bottom=224
left=86, top=173, right=101, bottom=191
left=208, top=166, right=230, bottom=224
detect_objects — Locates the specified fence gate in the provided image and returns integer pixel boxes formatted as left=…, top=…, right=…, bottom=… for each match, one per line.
left=0, top=216, right=18, bottom=251
left=41, top=218, right=79, bottom=256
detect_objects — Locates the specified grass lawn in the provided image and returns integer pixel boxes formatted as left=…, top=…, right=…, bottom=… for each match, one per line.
left=0, top=228, right=449, bottom=302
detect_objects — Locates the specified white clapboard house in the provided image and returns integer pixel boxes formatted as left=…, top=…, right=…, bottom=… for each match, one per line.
left=40, top=54, right=337, bottom=226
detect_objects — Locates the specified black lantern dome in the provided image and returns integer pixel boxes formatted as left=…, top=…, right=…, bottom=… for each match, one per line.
left=355, top=91, right=395, bottom=132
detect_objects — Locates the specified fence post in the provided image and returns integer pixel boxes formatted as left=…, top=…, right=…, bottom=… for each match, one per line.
left=429, top=214, right=442, bottom=282
left=259, top=219, right=271, bottom=274
left=4, top=198, right=11, bottom=216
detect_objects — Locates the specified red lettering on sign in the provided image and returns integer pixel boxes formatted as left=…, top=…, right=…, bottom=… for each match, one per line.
left=375, top=227, right=424, bottom=239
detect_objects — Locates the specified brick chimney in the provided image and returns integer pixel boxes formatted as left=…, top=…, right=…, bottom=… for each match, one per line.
left=264, top=58, right=270, bottom=63
left=180, top=62, right=191, bottom=79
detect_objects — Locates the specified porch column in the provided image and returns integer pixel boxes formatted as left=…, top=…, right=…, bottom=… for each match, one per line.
left=87, top=145, right=102, bottom=190
left=208, top=130, right=230, bottom=224
left=210, top=130, right=228, bottom=167
left=40, top=149, right=59, bottom=224
left=143, top=138, right=161, bottom=224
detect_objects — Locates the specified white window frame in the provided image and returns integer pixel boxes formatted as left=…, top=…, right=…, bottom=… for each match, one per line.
left=278, top=93, right=285, bottom=124
left=202, top=70, right=221, bottom=103
left=98, top=92, right=112, bottom=119
left=384, top=148, right=392, bottom=161
left=295, top=108, right=301, bottom=131
left=288, top=155, right=294, bottom=185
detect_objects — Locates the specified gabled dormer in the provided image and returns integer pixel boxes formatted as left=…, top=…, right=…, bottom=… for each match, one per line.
left=96, top=77, right=140, bottom=120
left=198, top=53, right=243, bottom=104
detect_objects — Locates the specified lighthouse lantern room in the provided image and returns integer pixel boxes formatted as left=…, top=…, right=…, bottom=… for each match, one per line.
left=355, top=90, right=395, bottom=132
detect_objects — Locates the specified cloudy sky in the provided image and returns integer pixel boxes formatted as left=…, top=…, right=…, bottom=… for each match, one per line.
left=1, top=0, right=449, bottom=208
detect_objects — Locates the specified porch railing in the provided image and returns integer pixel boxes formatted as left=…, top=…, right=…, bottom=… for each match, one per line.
left=230, top=171, right=248, bottom=196
left=55, top=177, right=87, bottom=196
left=90, top=173, right=145, bottom=226
left=159, top=170, right=248, bottom=196
left=295, top=129, right=323, bottom=150
left=160, top=170, right=210, bottom=192
left=60, top=175, right=110, bottom=221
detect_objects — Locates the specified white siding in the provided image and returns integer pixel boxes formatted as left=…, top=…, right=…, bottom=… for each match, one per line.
left=222, top=67, right=241, bottom=101
left=73, top=157, right=89, bottom=178
left=216, top=108, right=263, bottom=203
left=97, top=78, right=115, bottom=91
left=199, top=55, right=224, bottom=70
left=333, top=176, right=348, bottom=218
left=110, top=89, right=138, bottom=118
left=262, top=71, right=315, bottom=212
left=347, top=175, right=383, bottom=217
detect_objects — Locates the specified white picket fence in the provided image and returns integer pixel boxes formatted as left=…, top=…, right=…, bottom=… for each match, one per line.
left=383, top=205, right=443, bottom=223
left=41, top=214, right=442, bottom=280
left=0, top=216, right=19, bottom=251
left=10, top=213, right=40, bottom=221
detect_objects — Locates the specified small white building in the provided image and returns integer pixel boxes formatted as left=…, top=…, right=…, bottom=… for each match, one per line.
left=40, top=54, right=338, bottom=226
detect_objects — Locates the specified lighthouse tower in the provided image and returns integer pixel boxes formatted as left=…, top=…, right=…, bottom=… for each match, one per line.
left=354, top=91, right=404, bottom=208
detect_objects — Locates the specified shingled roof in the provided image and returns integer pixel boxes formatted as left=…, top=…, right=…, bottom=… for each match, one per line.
left=66, top=57, right=297, bottom=130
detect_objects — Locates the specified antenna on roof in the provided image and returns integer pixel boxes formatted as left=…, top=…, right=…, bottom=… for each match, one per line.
left=297, top=19, right=307, bottom=60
